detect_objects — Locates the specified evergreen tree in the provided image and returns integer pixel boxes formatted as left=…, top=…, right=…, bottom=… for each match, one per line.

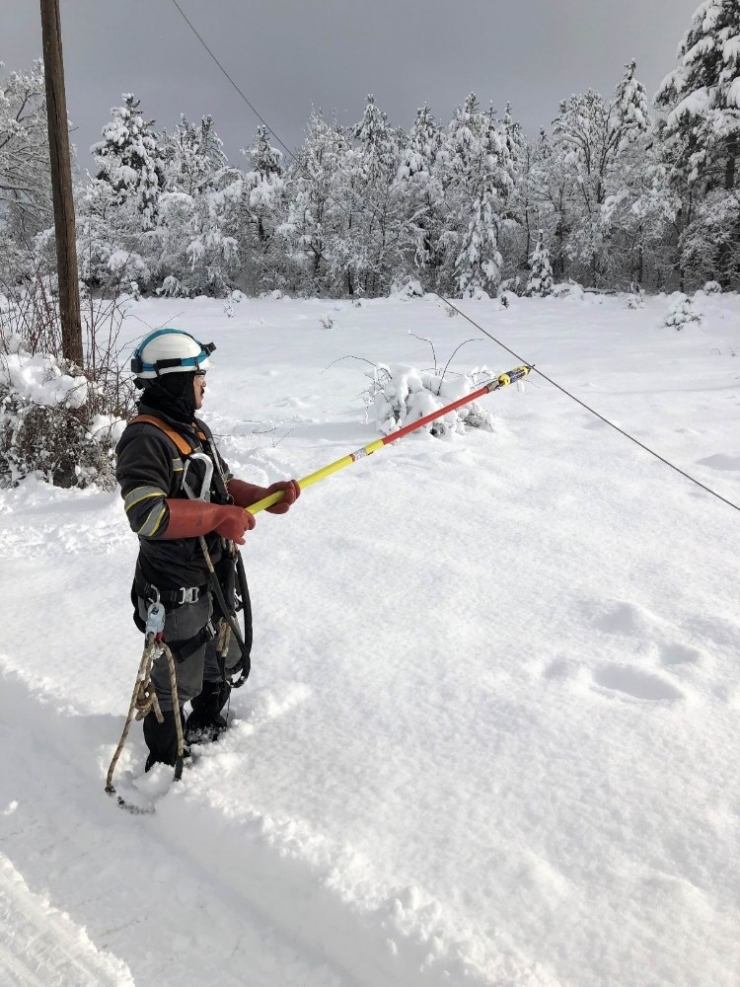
left=498, top=103, right=531, bottom=275
left=81, top=110, right=240, bottom=297
left=240, top=125, right=286, bottom=285
left=525, top=232, right=554, bottom=295
left=655, top=0, right=740, bottom=286
left=501, top=103, right=527, bottom=184
left=614, top=60, right=651, bottom=151
left=161, top=115, right=229, bottom=195
left=397, top=105, right=442, bottom=181
left=329, top=95, right=403, bottom=296
left=445, top=96, right=513, bottom=296
left=281, top=110, right=348, bottom=291
left=92, top=94, right=165, bottom=231
left=353, top=94, right=396, bottom=187
left=245, top=124, right=283, bottom=180
left=75, top=176, right=150, bottom=290
left=153, top=115, right=241, bottom=296
left=395, top=105, right=446, bottom=280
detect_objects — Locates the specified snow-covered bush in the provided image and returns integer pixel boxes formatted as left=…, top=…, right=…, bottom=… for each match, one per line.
left=156, top=275, right=189, bottom=298
left=366, top=364, right=496, bottom=437
left=551, top=281, right=585, bottom=301
left=0, top=283, right=134, bottom=488
left=0, top=339, right=125, bottom=487
left=500, top=276, right=524, bottom=297
left=703, top=281, right=722, bottom=295
left=390, top=276, right=425, bottom=299
left=663, top=294, right=701, bottom=331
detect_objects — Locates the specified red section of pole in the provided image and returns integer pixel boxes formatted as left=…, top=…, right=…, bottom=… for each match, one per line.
left=380, top=383, right=492, bottom=447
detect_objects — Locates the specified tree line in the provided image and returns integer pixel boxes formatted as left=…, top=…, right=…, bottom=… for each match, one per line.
left=1, top=0, right=738, bottom=300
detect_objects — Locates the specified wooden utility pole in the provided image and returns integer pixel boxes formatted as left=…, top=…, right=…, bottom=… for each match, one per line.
left=40, top=0, right=82, bottom=366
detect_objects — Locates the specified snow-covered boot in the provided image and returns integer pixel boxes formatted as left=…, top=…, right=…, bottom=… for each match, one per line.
left=186, top=679, right=231, bottom=744
left=144, top=708, right=189, bottom=771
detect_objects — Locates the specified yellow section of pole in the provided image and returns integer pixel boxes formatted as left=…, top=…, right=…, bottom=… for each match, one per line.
left=248, top=439, right=386, bottom=515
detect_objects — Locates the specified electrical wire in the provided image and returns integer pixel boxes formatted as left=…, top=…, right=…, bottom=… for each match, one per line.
left=437, top=294, right=740, bottom=514
left=166, top=0, right=740, bottom=517
left=168, top=0, right=295, bottom=161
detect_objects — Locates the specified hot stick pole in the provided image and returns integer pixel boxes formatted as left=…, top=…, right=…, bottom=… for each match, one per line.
left=248, top=365, right=531, bottom=515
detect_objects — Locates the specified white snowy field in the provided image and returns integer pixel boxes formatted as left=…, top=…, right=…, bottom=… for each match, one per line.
left=1, top=289, right=739, bottom=987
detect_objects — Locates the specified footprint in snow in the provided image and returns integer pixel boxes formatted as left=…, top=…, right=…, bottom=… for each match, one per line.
left=590, top=600, right=705, bottom=666
left=660, top=642, right=701, bottom=666
left=592, top=601, right=654, bottom=638
left=591, top=664, right=684, bottom=702
left=696, top=453, right=740, bottom=472
left=543, top=657, right=581, bottom=681
left=238, top=682, right=312, bottom=736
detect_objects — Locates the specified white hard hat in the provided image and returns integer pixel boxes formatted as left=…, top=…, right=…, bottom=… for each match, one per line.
left=131, top=328, right=215, bottom=378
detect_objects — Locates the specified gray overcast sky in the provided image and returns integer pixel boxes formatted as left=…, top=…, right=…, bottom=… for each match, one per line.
left=4, top=0, right=698, bottom=169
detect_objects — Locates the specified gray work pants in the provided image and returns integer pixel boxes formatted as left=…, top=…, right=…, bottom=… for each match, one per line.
left=137, top=593, right=242, bottom=712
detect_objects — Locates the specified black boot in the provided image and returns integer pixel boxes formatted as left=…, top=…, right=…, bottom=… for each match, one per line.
left=143, top=708, right=189, bottom=771
left=186, top=680, right=231, bottom=744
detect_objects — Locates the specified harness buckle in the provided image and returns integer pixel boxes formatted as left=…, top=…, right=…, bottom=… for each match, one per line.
left=177, top=586, right=200, bottom=605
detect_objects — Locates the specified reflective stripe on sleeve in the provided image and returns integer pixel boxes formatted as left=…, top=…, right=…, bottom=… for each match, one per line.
left=138, top=503, right=167, bottom=538
left=124, top=486, right=166, bottom=513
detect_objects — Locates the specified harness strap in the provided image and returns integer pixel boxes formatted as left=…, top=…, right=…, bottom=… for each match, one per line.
left=131, top=414, right=207, bottom=457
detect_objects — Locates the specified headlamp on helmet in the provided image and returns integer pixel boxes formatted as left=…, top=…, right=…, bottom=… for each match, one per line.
left=131, top=329, right=216, bottom=378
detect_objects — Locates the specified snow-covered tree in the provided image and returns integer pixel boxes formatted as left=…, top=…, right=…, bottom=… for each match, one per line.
left=525, top=233, right=554, bottom=295
left=353, top=94, right=397, bottom=188
left=663, top=293, right=701, bottom=329
left=324, top=95, right=405, bottom=297
left=497, top=103, right=531, bottom=275
left=656, top=0, right=740, bottom=187
left=241, top=125, right=284, bottom=246
left=149, top=115, right=241, bottom=296
left=656, top=0, right=740, bottom=287
left=161, top=115, right=229, bottom=196
left=80, top=108, right=242, bottom=297
left=550, top=61, right=651, bottom=284
left=397, top=105, right=442, bottom=182
left=280, top=111, right=348, bottom=291
left=444, top=96, right=513, bottom=296
left=0, top=61, right=52, bottom=249
left=153, top=186, right=240, bottom=298
left=394, top=105, right=446, bottom=280
left=75, top=176, right=152, bottom=290
left=92, top=94, right=165, bottom=231
left=500, top=103, right=527, bottom=187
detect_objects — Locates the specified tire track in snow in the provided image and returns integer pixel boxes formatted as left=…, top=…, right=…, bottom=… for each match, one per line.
left=0, top=668, right=561, bottom=987
left=0, top=851, right=134, bottom=986
left=0, top=670, right=343, bottom=987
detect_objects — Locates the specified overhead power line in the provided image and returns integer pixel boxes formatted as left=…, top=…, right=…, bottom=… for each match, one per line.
left=166, top=0, right=740, bottom=517
left=168, top=0, right=296, bottom=161
left=437, top=295, right=740, bottom=515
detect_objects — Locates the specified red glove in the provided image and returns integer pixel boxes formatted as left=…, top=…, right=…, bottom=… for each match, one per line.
left=228, top=478, right=301, bottom=515
left=164, top=500, right=256, bottom=545
left=214, top=506, right=256, bottom=544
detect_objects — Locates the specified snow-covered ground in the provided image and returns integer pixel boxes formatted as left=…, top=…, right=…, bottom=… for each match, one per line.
left=1, top=290, right=739, bottom=986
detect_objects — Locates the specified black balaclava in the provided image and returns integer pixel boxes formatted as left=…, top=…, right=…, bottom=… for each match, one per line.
left=138, top=371, right=197, bottom=423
